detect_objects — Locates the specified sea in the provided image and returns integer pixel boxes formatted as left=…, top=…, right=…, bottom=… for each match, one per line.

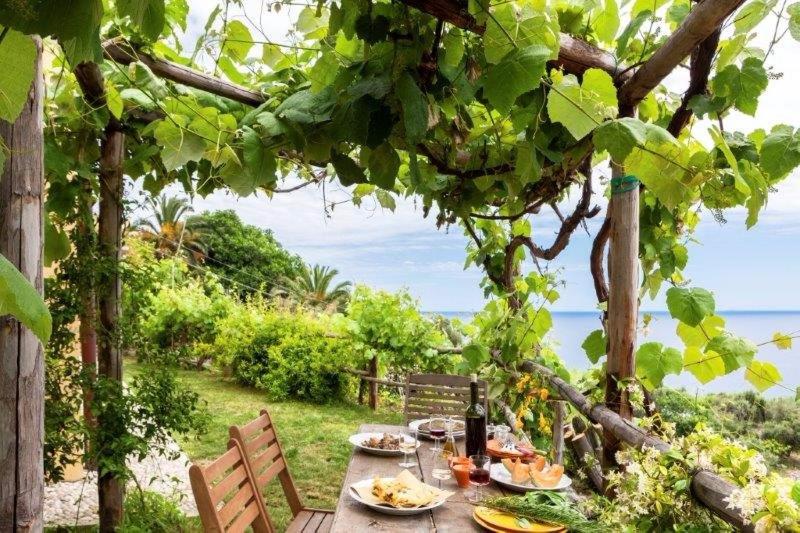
left=430, top=310, right=800, bottom=398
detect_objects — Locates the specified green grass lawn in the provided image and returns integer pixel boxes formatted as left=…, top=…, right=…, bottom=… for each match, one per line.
left=126, top=360, right=403, bottom=530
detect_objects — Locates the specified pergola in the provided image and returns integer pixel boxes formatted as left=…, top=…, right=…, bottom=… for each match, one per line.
left=0, top=0, right=752, bottom=530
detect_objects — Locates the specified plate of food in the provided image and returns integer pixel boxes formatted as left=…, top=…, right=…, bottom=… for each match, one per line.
left=490, top=460, right=572, bottom=492
left=409, top=418, right=466, bottom=439
left=348, top=432, right=419, bottom=456
left=349, top=470, right=454, bottom=515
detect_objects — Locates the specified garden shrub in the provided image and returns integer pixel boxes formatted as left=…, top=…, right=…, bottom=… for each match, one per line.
left=215, top=301, right=354, bottom=402
left=121, top=490, right=193, bottom=533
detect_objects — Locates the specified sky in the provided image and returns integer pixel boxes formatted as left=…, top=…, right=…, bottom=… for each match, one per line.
left=136, top=2, right=800, bottom=313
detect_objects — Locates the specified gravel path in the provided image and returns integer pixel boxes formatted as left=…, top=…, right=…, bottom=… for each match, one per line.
left=44, top=439, right=198, bottom=527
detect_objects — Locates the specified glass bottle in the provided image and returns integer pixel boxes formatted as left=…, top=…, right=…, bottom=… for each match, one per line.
left=443, top=417, right=459, bottom=458
left=465, top=373, right=487, bottom=456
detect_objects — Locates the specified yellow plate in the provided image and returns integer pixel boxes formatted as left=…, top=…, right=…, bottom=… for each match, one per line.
left=473, top=506, right=565, bottom=533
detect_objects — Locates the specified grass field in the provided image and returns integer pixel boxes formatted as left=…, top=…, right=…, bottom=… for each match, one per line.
left=126, top=361, right=404, bottom=530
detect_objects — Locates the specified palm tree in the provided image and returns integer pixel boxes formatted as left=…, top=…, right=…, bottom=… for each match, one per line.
left=278, top=264, right=351, bottom=311
left=134, top=195, right=207, bottom=263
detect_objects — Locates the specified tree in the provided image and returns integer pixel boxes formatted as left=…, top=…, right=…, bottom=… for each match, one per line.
left=135, top=195, right=207, bottom=263
left=187, top=210, right=303, bottom=297
left=277, top=264, right=351, bottom=311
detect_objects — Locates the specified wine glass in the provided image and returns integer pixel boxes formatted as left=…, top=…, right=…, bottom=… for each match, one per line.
left=468, top=454, right=491, bottom=502
left=429, top=417, right=446, bottom=452
left=431, top=449, right=452, bottom=488
left=398, top=429, right=418, bottom=468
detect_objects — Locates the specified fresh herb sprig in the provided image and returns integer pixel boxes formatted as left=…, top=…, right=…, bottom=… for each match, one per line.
left=483, top=493, right=603, bottom=533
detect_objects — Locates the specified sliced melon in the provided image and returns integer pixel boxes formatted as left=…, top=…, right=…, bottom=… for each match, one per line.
left=530, top=464, right=564, bottom=488
left=502, top=458, right=531, bottom=484
left=529, top=455, right=546, bottom=472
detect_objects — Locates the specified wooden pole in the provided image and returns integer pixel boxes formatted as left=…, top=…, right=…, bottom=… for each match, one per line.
left=368, top=356, right=378, bottom=410
left=551, top=401, right=565, bottom=465
left=96, top=122, right=125, bottom=532
left=568, top=418, right=604, bottom=492
left=0, top=35, right=44, bottom=532
left=603, top=163, right=640, bottom=470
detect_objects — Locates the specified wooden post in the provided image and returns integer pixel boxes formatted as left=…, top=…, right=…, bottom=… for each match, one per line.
left=368, top=356, right=378, bottom=410
left=96, top=122, right=125, bottom=532
left=603, top=163, right=640, bottom=471
left=569, top=418, right=604, bottom=492
left=0, top=35, right=44, bottom=532
left=551, top=401, right=565, bottom=465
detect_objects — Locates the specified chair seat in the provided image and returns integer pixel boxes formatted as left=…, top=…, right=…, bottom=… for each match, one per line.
left=286, top=508, right=334, bottom=533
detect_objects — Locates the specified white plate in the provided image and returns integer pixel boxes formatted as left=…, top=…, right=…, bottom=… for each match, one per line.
left=348, top=478, right=449, bottom=515
left=489, top=462, right=572, bottom=492
left=408, top=418, right=466, bottom=439
left=348, top=432, right=420, bottom=456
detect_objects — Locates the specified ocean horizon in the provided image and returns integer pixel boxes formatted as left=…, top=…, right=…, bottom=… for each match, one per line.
left=425, top=310, right=800, bottom=397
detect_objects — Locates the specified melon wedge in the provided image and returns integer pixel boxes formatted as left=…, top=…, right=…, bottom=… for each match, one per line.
left=530, top=464, right=564, bottom=488
left=501, top=458, right=531, bottom=484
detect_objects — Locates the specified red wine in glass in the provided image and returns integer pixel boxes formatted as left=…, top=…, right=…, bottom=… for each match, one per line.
left=469, top=468, right=490, bottom=485
left=429, top=428, right=446, bottom=438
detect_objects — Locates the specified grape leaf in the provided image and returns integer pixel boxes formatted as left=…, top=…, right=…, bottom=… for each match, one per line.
left=44, top=217, right=70, bottom=266
left=759, top=125, right=800, bottom=181
left=442, top=28, right=464, bottom=68
left=0, top=30, right=36, bottom=123
left=483, top=4, right=559, bottom=65
left=706, top=333, right=757, bottom=374
left=484, top=45, right=550, bottom=114
left=683, top=347, right=725, bottom=384
left=734, top=0, right=776, bottom=34
left=625, top=141, right=692, bottom=209
left=711, top=58, right=768, bottom=116
left=666, top=287, right=715, bottom=327
left=745, top=360, right=782, bottom=392
left=636, top=342, right=682, bottom=389
left=595, top=0, right=620, bottom=43
left=105, top=81, right=123, bottom=120
left=676, top=314, right=725, bottom=347
left=117, top=0, right=165, bottom=41
left=789, top=3, right=800, bottom=40
left=462, top=343, right=490, bottom=369
left=581, top=329, right=607, bottom=364
left=546, top=69, right=617, bottom=140
left=395, top=72, right=428, bottom=143
left=242, top=126, right=277, bottom=186
left=773, top=332, right=793, bottom=350
left=0, top=254, right=51, bottom=344
left=368, top=142, right=400, bottom=190
left=223, top=20, right=253, bottom=62
left=153, top=119, right=206, bottom=171
left=331, top=152, right=366, bottom=186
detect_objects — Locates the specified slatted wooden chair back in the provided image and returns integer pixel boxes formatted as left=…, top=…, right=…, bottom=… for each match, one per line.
left=189, top=438, right=273, bottom=533
left=229, top=409, right=304, bottom=518
left=404, top=373, right=488, bottom=423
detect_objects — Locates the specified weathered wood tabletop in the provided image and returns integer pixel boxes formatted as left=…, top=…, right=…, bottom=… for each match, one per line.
left=330, top=424, right=511, bottom=532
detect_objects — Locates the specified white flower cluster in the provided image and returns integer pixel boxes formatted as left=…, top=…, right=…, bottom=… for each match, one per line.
left=724, top=482, right=765, bottom=520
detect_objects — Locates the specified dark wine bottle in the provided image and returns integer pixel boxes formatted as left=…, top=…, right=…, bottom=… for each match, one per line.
left=465, top=373, right=487, bottom=457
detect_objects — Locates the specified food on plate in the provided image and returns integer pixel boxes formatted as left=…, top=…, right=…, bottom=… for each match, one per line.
left=530, top=464, right=564, bottom=488
left=501, top=456, right=547, bottom=484
left=361, top=433, right=400, bottom=450
left=368, top=470, right=449, bottom=508
left=418, top=419, right=465, bottom=433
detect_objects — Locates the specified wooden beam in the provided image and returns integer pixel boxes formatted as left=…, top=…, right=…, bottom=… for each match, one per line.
left=397, top=0, right=630, bottom=80
left=618, top=0, right=745, bottom=110
left=103, top=40, right=266, bottom=107
left=520, top=359, right=754, bottom=531
left=0, top=35, right=44, bottom=533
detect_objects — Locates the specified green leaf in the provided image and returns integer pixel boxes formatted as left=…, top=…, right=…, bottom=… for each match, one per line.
left=593, top=117, right=650, bottom=162
left=44, top=217, right=70, bottom=266
left=636, top=342, right=682, bottom=389
left=734, top=0, right=776, bottom=34
left=745, top=360, right=782, bottom=392
left=482, top=4, right=559, bottom=65
left=789, top=3, right=800, bottom=40
left=581, top=329, right=607, bottom=364
left=706, top=334, right=757, bottom=374
left=595, top=0, right=620, bottom=43
left=684, top=346, right=726, bottom=384
left=666, top=287, right=715, bottom=327
left=331, top=152, right=366, bottom=186
left=375, top=189, right=396, bottom=210
left=153, top=119, right=206, bottom=171
left=759, top=125, right=800, bottom=181
left=368, top=142, right=400, bottom=190
left=632, top=0, right=669, bottom=15
left=223, top=20, right=253, bottom=62
left=546, top=69, right=617, bottom=140
left=624, top=140, right=692, bottom=209
left=309, top=52, right=339, bottom=93
left=105, top=81, right=123, bottom=120
left=0, top=30, right=36, bottom=123
left=462, top=343, right=490, bottom=369
left=773, top=332, right=793, bottom=350
left=395, top=72, right=428, bottom=143
left=117, top=0, right=165, bottom=40
left=0, top=254, right=51, bottom=344
left=711, top=58, right=768, bottom=116
left=241, top=126, right=277, bottom=187
left=676, top=314, right=725, bottom=347
left=791, top=481, right=800, bottom=504
left=485, top=45, right=550, bottom=114
left=441, top=28, right=464, bottom=68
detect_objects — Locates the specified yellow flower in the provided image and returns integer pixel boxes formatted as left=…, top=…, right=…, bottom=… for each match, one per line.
left=539, top=388, right=549, bottom=401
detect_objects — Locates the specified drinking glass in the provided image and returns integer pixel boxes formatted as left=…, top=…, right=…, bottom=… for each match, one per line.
left=431, top=449, right=452, bottom=488
left=429, top=417, right=446, bottom=452
left=398, top=429, right=418, bottom=468
left=468, top=454, right=491, bottom=502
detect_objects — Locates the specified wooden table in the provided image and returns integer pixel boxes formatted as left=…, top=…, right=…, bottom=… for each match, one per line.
left=330, top=424, right=512, bottom=532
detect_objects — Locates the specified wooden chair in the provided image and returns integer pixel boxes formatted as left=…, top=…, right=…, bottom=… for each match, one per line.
left=229, top=409, right=334, bottom=533
left=189, top=439, right=273, bottom=533
left=404, top=373, right=488, bottom=423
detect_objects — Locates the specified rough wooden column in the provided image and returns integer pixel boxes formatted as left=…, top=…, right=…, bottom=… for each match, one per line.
left=551, top=401, right=565, bottom=465
left=0, top=35, right=44, bottom=532
left=603, top=163, right=640, bottom=471
left=97, top=122, right=125, bottom=532
left=368, top=356, right=379, bottom=410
